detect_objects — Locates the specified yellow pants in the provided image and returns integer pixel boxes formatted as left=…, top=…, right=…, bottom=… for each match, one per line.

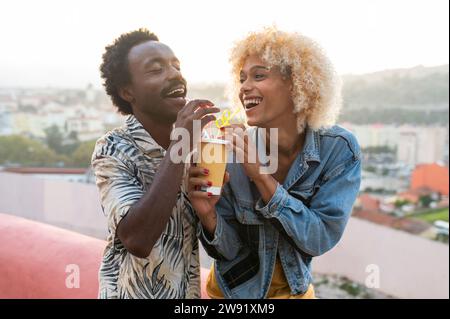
left=206, top=258, right=316, bottom=299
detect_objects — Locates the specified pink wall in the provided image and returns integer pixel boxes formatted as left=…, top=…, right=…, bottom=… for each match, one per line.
left=0, top=213, right=210, bottom=299
left=0, top=213, right=104, bottom=298
left=313, top=217, right=449, bottom=299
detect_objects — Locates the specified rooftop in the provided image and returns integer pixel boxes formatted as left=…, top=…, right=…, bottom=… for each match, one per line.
left=2, top=167, right=88, bottom=175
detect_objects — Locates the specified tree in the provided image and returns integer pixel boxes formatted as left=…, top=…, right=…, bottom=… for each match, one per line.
left=67, top=131, right=79, bottom=141
left=419, top=195, right=433, bottom=208
left=69, top=140, right=97, bottom=168
left=44, top=125, right=64, bottom=153
left=394, top=199, right=411, bottom=209
left=363, top=146, right=396, bottom=154
left=0, top=135, right=67, bottom=167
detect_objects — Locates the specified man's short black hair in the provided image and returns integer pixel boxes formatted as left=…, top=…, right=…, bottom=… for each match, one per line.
left=100, top=28, right=159, bottom=115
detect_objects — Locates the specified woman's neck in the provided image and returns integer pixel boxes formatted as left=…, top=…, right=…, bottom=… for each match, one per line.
left=265, top=118, right=305, bottom=158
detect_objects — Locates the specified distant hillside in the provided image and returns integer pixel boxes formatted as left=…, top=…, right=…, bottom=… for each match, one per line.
left=342, top=65, right=449, bottom=110
left=340, top=65, right=449, bottom=125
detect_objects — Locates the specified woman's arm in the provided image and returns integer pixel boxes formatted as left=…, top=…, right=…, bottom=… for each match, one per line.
left=255, top=156, right=361, bottom=257
left=226, top=126, right=361, bottom=257
left=187, top=166, right=243, bottom=261
left=198, top=189, right=243, bottom=261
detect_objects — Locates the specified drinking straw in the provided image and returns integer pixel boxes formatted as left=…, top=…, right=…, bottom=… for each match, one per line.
left=215, top=108, right=241, bottom=129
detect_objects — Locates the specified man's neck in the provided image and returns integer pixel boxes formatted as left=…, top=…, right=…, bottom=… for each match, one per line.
left=134, top=113, right=174, bottom=150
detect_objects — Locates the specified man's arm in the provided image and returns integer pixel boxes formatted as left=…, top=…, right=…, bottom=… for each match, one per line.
left=116, top=145, right=184, bottom=258
left=117, top=100, right=219, bottom=258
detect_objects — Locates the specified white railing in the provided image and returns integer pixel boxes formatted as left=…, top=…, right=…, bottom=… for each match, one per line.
left=0, top=172, right=107, bottom=239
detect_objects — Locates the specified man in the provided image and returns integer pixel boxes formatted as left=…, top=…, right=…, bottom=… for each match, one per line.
left=92, top=28, right=219, bottom=298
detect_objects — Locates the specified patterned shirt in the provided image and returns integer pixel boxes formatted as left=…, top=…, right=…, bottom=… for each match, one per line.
left=91, top=115, right=200, bottom=299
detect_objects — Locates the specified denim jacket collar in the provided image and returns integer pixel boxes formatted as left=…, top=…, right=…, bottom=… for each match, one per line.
left=303, top=126, right=321, bottom=163
left=254, top=125, right=321, bottom=189
left=284, top=126, right=320, bottom=190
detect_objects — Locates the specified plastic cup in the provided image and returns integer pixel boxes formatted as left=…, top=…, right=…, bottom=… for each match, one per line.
left=197, top=138, right=229, bottom=195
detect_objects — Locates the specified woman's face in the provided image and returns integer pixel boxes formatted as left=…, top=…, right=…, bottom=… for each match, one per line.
left=239, top=55, right=295, bottom=128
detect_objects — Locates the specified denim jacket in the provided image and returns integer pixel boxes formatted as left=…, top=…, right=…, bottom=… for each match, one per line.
left=198, top=125, right=362, bottom=299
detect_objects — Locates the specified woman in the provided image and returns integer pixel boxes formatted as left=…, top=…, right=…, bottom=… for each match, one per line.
left=187, top=27, right=361, bottom=299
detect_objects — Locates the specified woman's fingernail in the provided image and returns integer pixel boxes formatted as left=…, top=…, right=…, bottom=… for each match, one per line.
left=207, top=181, right=212, bottom=187
left=204, top=169, right=209, bottom=175
left=207, top=192, right=213, bottom=197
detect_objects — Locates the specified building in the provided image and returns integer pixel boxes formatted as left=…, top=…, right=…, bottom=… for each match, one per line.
left=341, top=123, right=398, bottom=149
left=0, top=112, right=13, bottom=136
left=397, top=187, right=438, bottom=205
left=411, top=163, right=449, bottom=196
left=65, top=115, right=104, bottom=141
left=361, top=170, right=410, bottom=193
left=354, top=193, right=381, bottom=212
left=352, top=209, right=431, bottom=235
left=397, top=126, right=449, bottom=166
left=342, top=123, right=449, bottom=166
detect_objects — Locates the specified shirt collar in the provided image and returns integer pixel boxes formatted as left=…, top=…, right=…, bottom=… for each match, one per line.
left=125, top=115, right=165, bottom=156
left=302, top=125, right=321, bottom=163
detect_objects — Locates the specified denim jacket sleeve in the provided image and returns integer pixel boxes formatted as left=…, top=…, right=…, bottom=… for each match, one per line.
left=255, top=153, right=361, bottom=257
left=197, top=184, right=243, bottom=261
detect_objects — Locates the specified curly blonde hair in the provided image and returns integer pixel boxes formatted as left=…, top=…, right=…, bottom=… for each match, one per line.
left=229, top=26, right=342, bottom=133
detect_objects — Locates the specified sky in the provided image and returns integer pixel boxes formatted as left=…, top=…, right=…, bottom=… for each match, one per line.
left=0, top=0, right=448, bottom=88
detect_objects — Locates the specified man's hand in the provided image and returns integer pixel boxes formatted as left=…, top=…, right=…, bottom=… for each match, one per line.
left=174, top=99, right=220, bottom=144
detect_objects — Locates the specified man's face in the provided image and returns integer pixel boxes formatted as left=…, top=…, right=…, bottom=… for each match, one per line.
left=126, top=41, right=187, bottom=123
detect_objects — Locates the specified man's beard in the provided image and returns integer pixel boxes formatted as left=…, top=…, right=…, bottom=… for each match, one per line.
left=144, top=101, right=179, bottom=124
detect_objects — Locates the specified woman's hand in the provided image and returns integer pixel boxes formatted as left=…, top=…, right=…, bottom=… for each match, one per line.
left=187, top=165, right=229, bottom=234
left=223, top=125, right=262, bottom=181
left=222, top=124, right=278, bottom=204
